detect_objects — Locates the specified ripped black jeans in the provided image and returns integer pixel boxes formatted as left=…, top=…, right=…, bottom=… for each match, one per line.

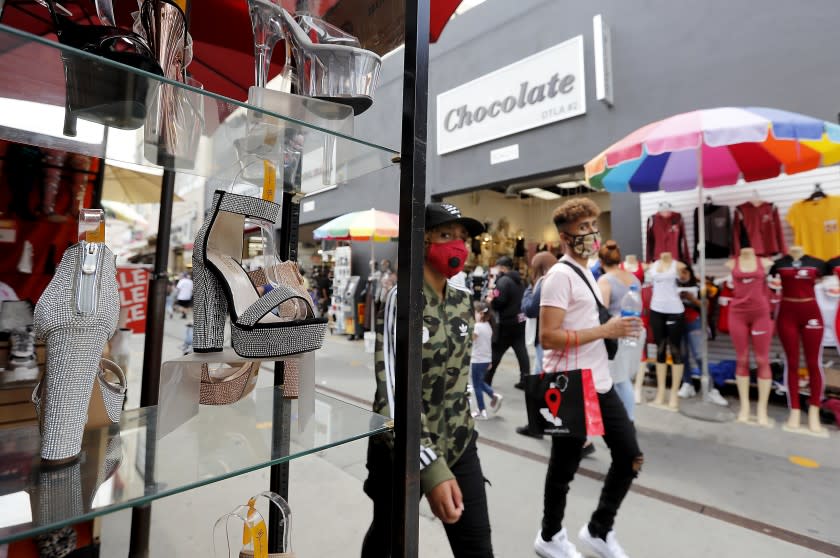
left=541, top=387, right=643, bottom=541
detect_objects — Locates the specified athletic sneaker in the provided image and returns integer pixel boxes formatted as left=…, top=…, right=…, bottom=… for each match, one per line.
left=578, top=525, right=629, bottom=558
left=707, top=388, right=729, bottom=407
left=474, top=409, right=489, bottom=420
left=678, top=383, right=696, bottom=399
left=534, top=528, right=582, bottom=558
left=490, top=393, right=504, bottom=414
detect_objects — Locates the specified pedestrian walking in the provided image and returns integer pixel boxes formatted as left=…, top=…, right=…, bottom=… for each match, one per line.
left=173, top=272, right=193, bottom=319
left=597, top=241, right=645, bottom=421
left=518, top=251, right=557, bottom=438
left=484, top=255, right=530, bottom=389
left=535, top=198, right=643, bottom=558
left=362, top=202, right=493, bottom=558
left=471, top=301, right=502, bottom=420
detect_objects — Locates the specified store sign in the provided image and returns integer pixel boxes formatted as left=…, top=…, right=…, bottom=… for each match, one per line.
left=117, top=266, right=150, bottom=334
left=436, top=36, right=586, bottom=155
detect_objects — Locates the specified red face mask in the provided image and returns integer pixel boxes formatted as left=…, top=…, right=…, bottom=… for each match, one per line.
left=426, top=239, right=468, bottom=278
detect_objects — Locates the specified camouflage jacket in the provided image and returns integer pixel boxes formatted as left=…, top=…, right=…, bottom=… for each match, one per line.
left=373, top=280, right=475, bottom=494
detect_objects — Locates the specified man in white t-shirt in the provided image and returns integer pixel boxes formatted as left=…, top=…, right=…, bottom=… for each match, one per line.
left=173, top=272, right=194, bottom=319
left=534, top=198, right=643, bottom=558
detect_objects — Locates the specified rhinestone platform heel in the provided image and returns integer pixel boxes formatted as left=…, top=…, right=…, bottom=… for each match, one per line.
left=192, top=190, right=326, bottom=358
left=33, top=242, right=120, bottom=463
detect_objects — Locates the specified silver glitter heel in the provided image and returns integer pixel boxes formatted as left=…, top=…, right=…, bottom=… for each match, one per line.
left=192, top=190, right=327, bottom=358
left=33, top=242, right=120, bottom=462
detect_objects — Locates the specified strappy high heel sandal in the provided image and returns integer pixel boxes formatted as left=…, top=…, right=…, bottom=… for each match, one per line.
left=192, top=190, right=327, bottom=358
left=33, top=242, right=121, bottom=463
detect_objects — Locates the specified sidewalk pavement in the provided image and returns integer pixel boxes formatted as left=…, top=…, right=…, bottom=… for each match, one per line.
left=102, top=318, right=839, bottom=557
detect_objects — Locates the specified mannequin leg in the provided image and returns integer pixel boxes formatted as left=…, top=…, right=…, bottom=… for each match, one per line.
left=776, top=303, right=801, bottom=415
left=807, top=406, right=828, bottom=437
left=668, top=364, right=684, bottom=410
left=634, top=363, right=646, bottom=404
left=653, top=363, right=667, bottom=406
left=752, top=311, right=775, bottom=427
left=800, top=307, right=826, bottom=435
left=736, top=375, right=751, bottom=422
left=666, top=315, right=686, bottom=410
left=756, top=378, right=774, bottom=427
left=785, top=408, right=801, bottom=431
left=650, top=311, right=669, bottom=407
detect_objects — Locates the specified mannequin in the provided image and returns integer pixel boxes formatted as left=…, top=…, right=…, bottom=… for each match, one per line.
left=647, top=252, right=687, bottom=410
left=725, top=248, right=774, bottom=426
left=620, top=254, right=645, bottom=283
left=770, top=246, right=829, bottom=437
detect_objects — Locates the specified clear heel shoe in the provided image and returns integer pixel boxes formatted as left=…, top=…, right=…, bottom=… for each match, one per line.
left=192, top=190, right=327, bottom=358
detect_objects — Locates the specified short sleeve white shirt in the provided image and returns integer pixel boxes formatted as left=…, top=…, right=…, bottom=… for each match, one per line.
left=540, top=255, right=612, bottom=393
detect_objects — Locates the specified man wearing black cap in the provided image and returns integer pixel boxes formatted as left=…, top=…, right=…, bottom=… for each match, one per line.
left=484, top=255, right=530, bottom=393
left=362, top=202, right=493, bottom=557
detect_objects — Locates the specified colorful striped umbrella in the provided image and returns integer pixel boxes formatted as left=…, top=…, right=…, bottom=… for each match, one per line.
left=584, top=107, right=840, bottom=419
left=313, top=208, right=399, bottom=242
left=585, top=107, right=840, bottom=192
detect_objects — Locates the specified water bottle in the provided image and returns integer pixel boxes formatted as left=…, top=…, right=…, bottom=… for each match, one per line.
left=619, top=285, right=642, bottom=347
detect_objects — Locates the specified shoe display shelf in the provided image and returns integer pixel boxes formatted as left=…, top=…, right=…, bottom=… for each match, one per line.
left=0, top=23, right=398, bottom=189
left=0, top=20, right=403, bottom=555
left=0, top=385, right=390, bottom=545
left=0, top=0, right=435, bottom=551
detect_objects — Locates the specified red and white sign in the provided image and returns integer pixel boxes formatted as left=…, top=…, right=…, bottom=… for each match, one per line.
left=117, top=265, right=151, bottom=333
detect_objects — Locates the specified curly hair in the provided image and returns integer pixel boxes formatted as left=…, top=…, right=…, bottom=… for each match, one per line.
left=552, top=197, right=601, bottom=230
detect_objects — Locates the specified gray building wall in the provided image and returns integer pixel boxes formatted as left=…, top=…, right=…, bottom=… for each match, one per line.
left=301, top=0, right=840, bottom=228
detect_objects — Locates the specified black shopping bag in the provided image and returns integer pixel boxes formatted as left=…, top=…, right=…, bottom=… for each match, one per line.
left=524, top=333, right=605, bottom=437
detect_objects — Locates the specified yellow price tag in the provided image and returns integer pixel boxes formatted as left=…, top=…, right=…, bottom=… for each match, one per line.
left=85, top=221, right=105, bottom=243
left=242, top=498, right=269, bottom=558
left=263, top=160, right=277, bottom=202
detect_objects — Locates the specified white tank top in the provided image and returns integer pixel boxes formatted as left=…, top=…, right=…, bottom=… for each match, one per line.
left=649, top=261, right=684, bottom=314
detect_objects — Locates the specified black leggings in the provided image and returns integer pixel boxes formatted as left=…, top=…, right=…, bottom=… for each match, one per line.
left=649, top=310, right=685, bottom=364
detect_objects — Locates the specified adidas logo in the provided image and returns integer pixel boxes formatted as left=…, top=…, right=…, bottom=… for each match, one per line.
left=459, top=323, right=469, bottom=337
left=441, top=203, right=461, bottom=217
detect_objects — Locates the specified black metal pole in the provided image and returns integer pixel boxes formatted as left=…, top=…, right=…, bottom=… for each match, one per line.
left=267, top=185, right=301, bottom=551
left=129, top=165, right=176, bottom=558
left=392, top=0, right=429, bottom=556
left=140, top=166, right=176, bottom=407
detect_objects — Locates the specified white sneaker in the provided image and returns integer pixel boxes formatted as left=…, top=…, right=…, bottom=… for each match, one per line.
left=490, top=393, right=504, bottom=414
left=474, top=409, right=489, bottom=420
left=706, top=388, right=729, bottom=407
left=677, top=383, right=696, bottom=399
left=578, top=525, right=629, bottom=558
left=534, top=528, right=582, bottom=558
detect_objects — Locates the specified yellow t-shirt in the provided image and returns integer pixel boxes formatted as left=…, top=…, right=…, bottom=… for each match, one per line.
left=786, top=196, right=840, bottom=260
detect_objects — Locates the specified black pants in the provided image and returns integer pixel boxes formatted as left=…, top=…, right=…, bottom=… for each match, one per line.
left=542, top=388, right=643, bottom=540
left=649, top=309, right=685, bottom=364
left=362, top=432, right=493, bottom=558
left=485, top=321, right=530, bottom=385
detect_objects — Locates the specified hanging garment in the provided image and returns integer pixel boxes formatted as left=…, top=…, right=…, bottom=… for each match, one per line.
left=694, top=203, right=731, bottom=260
left=646, top=212, right=691, bottom=264
left=832, top=258, right=840, bottom=351
left=733, top=202, right=787, bottom=257
left=786, top=195, right=840, bottom=260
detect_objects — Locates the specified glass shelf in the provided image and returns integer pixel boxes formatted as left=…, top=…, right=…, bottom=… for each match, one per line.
left=0, top=24, right=398, bottom=193
left=0, top=388, right=390, bottom=544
